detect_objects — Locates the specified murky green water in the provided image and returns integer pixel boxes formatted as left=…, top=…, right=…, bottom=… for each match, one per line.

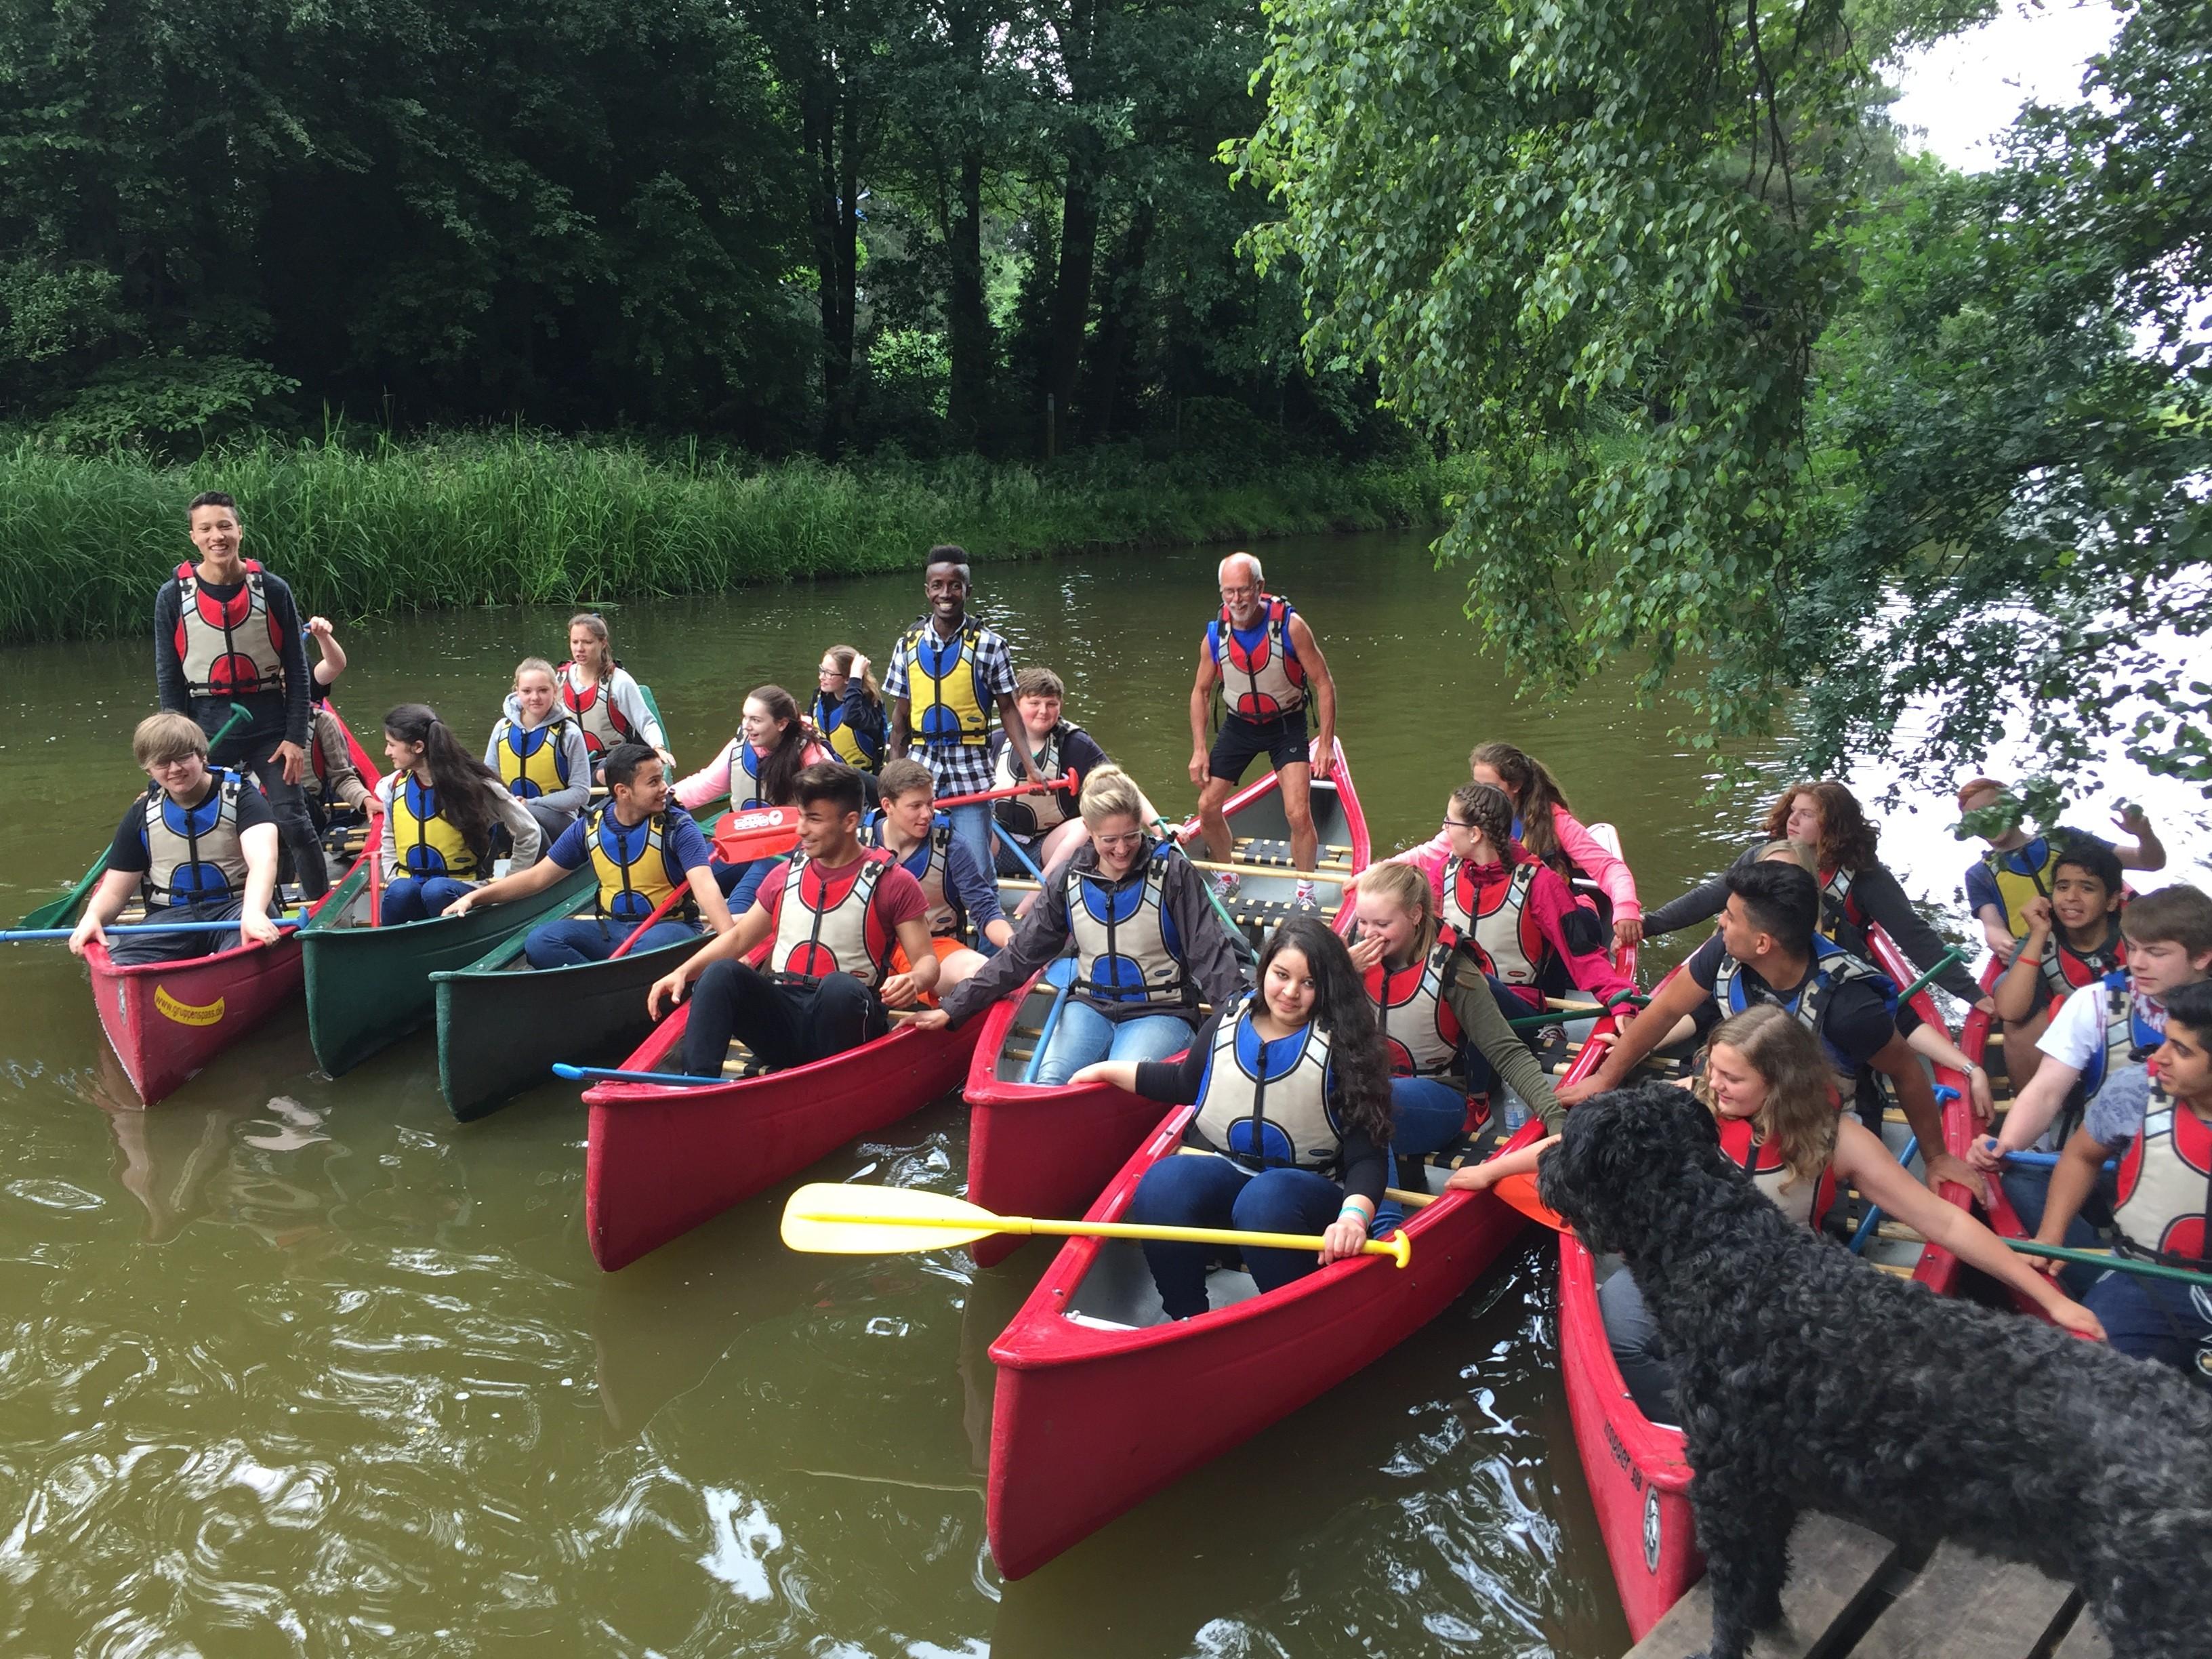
left=3, top=533, right=2205, bottom=1656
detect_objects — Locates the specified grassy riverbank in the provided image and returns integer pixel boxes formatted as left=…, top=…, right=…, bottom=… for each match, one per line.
left=0, top=436, right=1466, bottom=644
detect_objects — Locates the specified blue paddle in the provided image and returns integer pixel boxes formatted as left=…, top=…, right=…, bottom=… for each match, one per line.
left=2, top=916, right=304, bottom=943
left=993, top=823, right=1043, bottom=881
left=1996, top=1147, right=2118, bottom=1172
left=1020, top=956, right=1079, bottom=1085
left=552, top=1062, right=720, bottom=1088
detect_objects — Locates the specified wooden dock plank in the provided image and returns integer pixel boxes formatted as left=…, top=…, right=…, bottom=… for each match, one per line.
left=1624, top=1513, right=1899, bottom=1659
left=2052, top=1612, right=2112, bottom=1659
left=1850, top=1542, right=2074, bottom=1659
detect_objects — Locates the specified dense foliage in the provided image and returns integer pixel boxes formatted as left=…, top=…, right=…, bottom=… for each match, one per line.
left=1240, top=0, right=2211, bottom=797
left=0, top=0, right=1392, bottom=461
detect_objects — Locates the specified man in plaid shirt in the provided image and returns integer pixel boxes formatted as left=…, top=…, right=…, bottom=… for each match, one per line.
left=884, top=546, right=1046, bottom=882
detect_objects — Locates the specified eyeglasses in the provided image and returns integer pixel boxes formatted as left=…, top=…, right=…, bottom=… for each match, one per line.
left=1441, top=817, right=1473, bottom=830
left=1094, top=832, right=1146, bottom=851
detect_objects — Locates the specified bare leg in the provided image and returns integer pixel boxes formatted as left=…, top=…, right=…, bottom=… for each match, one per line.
left=1277, top=762, right=1315, bottom=872
left=2001, top=1003, right=2049, bottom=1090
left=1039, top=818, right=1090, bottom=869
left=1195, top=777, right=1237, bottom=863
left=937, top=945, right=989, bottom=991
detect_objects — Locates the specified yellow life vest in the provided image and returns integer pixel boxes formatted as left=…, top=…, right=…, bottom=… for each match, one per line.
left=1981, top=836, right=2066, bottom=939
left=900, top=616, right=991, bottom=746
left=140, top=771, right=250, bottom=908
left=492, top=715, right=576, bottom=800
left=388, top=777, right=482, bottom=880
left=586, top=804, right=687, bottom=926
left=813, top=690, right=882, bottom=771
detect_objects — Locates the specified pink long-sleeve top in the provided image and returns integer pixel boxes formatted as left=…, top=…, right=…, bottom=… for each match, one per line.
left=1399, top=801, right=1640, bottom=922
left=673, top=737, right=832, bottom=814
left=1382, top=839, right=1635, bottom=1007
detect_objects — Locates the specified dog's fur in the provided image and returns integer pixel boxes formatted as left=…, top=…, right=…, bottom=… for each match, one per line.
left=1538, top=1082, right=2212, bottom=1659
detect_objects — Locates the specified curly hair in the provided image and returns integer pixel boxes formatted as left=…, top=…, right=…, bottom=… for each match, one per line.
left=1256, top=915, right=1393, bottom=1146
left=1760, top=781, right=1878, bottom=875
left=1696, top=1006, right=1839, bottom=1193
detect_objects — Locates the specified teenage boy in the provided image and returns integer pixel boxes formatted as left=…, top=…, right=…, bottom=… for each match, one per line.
left=443, top=743, right=734, bottom=965
left=884, top=546, right=1044, bottom=889
left=70, top=713, right=283, bottom=965
left=647, top=763, right=937, bottom=1075
left=1968, top=884, right=2212, bottom=1242
left=1990, top=838, right=2128, bottom=1087
left=867, top=757, right=1012, bottom=994
left=153, top=491, right=327, bottom=898
left=2030, top=978, right=2212, bottom=1386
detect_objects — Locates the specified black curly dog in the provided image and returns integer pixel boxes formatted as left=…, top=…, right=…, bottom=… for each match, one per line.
left=1538, top=1082, right=2212, bottom=1659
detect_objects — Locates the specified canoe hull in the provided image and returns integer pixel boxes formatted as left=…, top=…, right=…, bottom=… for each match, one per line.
left=303, top=866, right=597, bottom=1077
left=985, top=1111, right=1544, bottom=1579
left=432, top=921, right=712, bottom=1122
left=1557, top=1234, right=1700, bottom=1642
left=583, top=999, right=988, bottom=1271
left=87, top=936, right=306, bottom=1106
left=963, top=736, right=1372, bottom=1267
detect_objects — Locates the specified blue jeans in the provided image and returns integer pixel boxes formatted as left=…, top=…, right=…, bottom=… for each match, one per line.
left=1999, top=1165, right=2104, bottom=1298
left=2086, top=1267, right=2212, bottom=1387
left=524, top=916, right=698, bottom=968
left=1391, top=1076, right=1469, bottom=1158
left=1035, top=1002, right=1191, bottom=1086
left=1129, top=1155, right=1347, bottom=1317
left=943, top=801, right=994, bottom=893
left=104, top=898, right=248, bottom=965
left=712, top=857, right=775, bottom=916
left=382, top=875, right=476, bottom=924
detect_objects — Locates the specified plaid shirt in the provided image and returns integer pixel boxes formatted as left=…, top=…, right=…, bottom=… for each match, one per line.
left=883, top=613, right=1016, bottom=797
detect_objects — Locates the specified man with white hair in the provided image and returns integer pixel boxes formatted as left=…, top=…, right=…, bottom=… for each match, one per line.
left=1185, top=550, right=1338, bottom=909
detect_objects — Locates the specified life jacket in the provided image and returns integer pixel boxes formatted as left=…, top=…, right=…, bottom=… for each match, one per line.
left=2037, top=920, right=2127, bottom=1008
left=1816, top=866, right=1871, bottom=953
left=1189, top=1003, right=1342, bottom=1172
left=729, top=741, right=781, bottom=811
left=308, top=714, right=339, bottom=805
left=387, top=776, right=482, bottom=880
left=1715, top=1112, right=1839, bottom=1232
left=491, top=715, right=575, bottom=800
left=1712, top=935, right=1897, bottom=1084
left=813, top=690, right=882, bottom=772
left=1064, top=846, right=1189, bottom=1007
left=993, top=724, right=1076, bottom=837
left=1443, top=853, right=1547, bottom=987
left=2112, top=1081, right=2212, bottom=1267
left=587, top=804, right=691, bottom=926
left=866, top=811, right=961, bottom=939
left=768, top=849, right=897, bottom=990
left=172, top=559, right=287, bottom=699
left=2068, top=971, right=2164, bottom=1141
left=1210, top=595, right=1307, bottom=722
left=1364, top=932, right=1466, bottom=1080
left=899, top=616, right=992, bottom=746
left=138, top=771, right=250, bottom=909
left=1980, top=836, right=2065, bottom=939
left=556, top=661, right=636, bottom=759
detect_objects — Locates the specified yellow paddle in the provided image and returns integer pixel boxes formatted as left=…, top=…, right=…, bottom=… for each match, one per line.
left=780, top=1182, right=1412, bottom=1265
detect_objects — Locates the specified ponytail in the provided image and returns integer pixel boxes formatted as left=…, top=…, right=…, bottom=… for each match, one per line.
left=384, top=703, right=506, bottom=866
left=567, top=613, right=615, bottom=678
left=1470, top=741, right=1570, bottom=872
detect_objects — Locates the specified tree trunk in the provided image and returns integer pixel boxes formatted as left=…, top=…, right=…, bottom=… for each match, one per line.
left=946, top=146, right=990, bottom=442
left=1080, top=200, right=1153, bottom=444
left=1045, top=152, right=1099, bottom=453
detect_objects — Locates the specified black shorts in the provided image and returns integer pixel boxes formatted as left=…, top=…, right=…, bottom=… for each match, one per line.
left=1207, top=712, right=1311, bottom=785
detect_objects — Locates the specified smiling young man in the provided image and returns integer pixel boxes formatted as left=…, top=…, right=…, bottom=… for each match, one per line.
left=152, top=491, right=326, bottom=899
left=645, top=763, right=939, bottom=1076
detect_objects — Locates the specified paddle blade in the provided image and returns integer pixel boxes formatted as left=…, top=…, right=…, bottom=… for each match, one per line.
left=1491, top=1173, right=1564, bottom=1232
left=780, top=1182, right=1011, bottom=1254
left=712, top=806, right=802, bottom=864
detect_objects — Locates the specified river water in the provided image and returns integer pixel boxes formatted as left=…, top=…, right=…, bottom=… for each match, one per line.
left=2, top=531, right=2205, bottom=1656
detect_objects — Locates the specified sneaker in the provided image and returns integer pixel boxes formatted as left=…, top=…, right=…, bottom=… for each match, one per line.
left=1212, top=872, right=1241, bottom=901
left=1292, top=879, right=1319, bottom=912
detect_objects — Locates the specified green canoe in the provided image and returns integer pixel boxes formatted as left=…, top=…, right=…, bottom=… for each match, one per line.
left=303, top=851, right=597, bottom=1078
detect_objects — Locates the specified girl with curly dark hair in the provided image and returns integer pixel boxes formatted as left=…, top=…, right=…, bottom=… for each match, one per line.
left=1069, top=914, right=1396, bottom=1317
left=1642, top=779, right=1988, bottom=1010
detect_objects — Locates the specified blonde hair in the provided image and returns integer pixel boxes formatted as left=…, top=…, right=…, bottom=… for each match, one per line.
left=1078, top=764, right=1145, bottom=829
left=566, top=612, right=613, bottom=675
left=823, top=644, right=880, bottom=701
left=512, top=656, right=558, bottom=692
left=1696, top=1006, right=1838, bottom=1193
left=1755, top=838, right=1818, bottom=874
left=134, top=711, right=209, bottom=770
left=1359, top=862, right=1441, bottom=962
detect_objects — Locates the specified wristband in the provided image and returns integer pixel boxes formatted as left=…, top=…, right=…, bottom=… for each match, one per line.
left=1338, top=1203, right=1370, bottom=1221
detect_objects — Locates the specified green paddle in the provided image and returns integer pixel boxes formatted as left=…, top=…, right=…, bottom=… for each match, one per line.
left=2003, top=1237, right=2212, bottom=1290
left=22, top=702, right=254, bottom=929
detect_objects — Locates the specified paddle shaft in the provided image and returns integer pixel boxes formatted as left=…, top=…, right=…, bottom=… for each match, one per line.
left=2004, top=1237, right=2212, bottom=1289
left=935, top=775, right=1076, bottom=811
left=608, top=886, right=689, bottom=960
left=796, top=1205, right=1408, bottom=1259
left=1178, top=855, right=1355, bottom=879
left=1155, top=819, right=1261, bottom=966
left=994, top=823, right=1044, bottom=882
left=1895, top=947, right=1964, bottom=1008
left=1020, top=971, right=1075, bottom=1085
left=5, top=918, right=301, bottom=942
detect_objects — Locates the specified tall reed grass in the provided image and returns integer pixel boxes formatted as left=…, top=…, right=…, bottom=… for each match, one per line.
left=0, top=435, right=1465, bottom=643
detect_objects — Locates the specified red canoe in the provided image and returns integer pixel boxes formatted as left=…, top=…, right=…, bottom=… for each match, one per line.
left=1561, top=923, right=1984, bottom=1640
left=583, top=994, right=989, bottom=1271
left=962, top=737, right=1371, bottom=1268
left=86, top=705, right=382, bottom=1106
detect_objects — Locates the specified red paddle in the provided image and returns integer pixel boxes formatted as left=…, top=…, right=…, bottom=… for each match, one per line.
left=1492, top=1172, right=1565, bottom=1232
left=607, top=886, right=689, bottom=960
left=710, top=806, right=804, bottom=864
left=933, top=771, right=1079, bottom=811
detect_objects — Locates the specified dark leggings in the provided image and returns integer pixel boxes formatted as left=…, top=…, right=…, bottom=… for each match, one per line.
left=1599, top=1260, right=1681, bottom=1425
left=678, top=960, right=887, bottom=1076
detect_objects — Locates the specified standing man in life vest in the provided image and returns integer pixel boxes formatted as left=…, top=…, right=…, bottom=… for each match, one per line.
left=884, top=546, right=1044, bottom=886
left=153, top=492, right=326, bottom=899
left=1185, top=552, right=1338, bottom=912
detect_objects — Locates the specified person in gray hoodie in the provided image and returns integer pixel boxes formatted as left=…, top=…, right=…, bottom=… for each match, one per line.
left=484, top=658, right=593, bottom=843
